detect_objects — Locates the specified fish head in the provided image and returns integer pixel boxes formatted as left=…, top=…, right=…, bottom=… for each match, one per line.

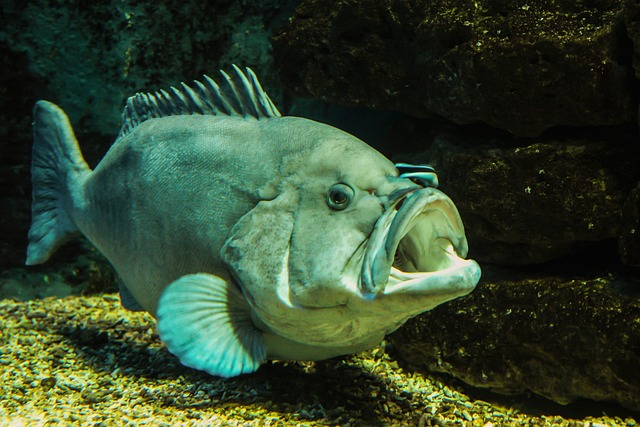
left=279, top=125, right=409, bottom=307
left=223, top=118, right=480, bottom=348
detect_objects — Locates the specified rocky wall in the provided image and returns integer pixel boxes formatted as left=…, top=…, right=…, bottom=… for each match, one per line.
left=273, top=0, right=640, bottom=268
left=0, top=0, right=296, bottom=269
left=273, top=0, right=640, bottom=410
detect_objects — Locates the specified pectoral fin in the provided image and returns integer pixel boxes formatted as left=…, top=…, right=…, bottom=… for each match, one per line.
left=156, top=273, right=266, bottom=378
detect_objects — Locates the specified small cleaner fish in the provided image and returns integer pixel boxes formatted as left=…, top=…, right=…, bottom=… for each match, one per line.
left=26, top=66, right=481, bottom=377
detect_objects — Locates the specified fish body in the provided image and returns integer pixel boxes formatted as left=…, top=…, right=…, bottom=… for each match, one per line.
left=26, top=66, right=481, bottom=377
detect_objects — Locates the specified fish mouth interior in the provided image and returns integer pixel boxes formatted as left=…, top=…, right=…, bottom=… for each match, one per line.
left=393, top=216, right=460, bottom=273
left=360, top=187, right=480, bottom=297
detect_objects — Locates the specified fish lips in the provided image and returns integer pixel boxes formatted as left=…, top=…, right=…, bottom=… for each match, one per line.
left=360, top=187, right=480, bottom=299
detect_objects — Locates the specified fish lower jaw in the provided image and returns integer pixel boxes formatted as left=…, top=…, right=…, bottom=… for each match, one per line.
left=383, top=242, right=480, bottom=296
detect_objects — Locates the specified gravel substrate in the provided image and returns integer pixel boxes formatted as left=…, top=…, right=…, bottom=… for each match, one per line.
left=0, top=294, right=637, bottom=426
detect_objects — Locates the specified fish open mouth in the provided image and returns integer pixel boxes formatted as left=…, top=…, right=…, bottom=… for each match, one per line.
left=361, top=187, right=481, bottom=298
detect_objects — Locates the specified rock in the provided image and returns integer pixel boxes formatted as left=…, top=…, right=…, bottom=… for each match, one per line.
left=2, top=294, right=631, bottom=426
left=0, top=0, right=296, bottom=269
left=389, top=266, right=640, bottom=411
left=272, top=0, right=639, bottom=137
left=626, top=0, right=640, bottom=126
left=391, top=122, right=640, bottom=265
left=627, top=0, right=640, bottom=79
left=620, top=183, right=640, bottom=269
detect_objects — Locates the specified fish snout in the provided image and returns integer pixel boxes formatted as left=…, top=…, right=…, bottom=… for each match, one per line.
left=360, top=187, right=479, bottom=298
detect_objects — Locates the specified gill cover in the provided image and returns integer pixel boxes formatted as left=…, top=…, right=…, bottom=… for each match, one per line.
left=222, top=191, right=298, bottom=328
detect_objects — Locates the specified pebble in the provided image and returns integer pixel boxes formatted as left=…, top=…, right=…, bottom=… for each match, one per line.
left=0, top=295, right=637, bottom=426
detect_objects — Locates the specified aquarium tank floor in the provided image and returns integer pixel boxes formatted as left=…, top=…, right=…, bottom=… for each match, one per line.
left=0, top=294, right=637, bottom=427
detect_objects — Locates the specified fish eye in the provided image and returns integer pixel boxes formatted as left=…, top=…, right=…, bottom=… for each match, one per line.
left=327, top=183, right=354, bottom=211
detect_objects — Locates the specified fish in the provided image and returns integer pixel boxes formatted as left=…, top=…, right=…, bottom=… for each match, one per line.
left=26, top=66, right=481, bottom=377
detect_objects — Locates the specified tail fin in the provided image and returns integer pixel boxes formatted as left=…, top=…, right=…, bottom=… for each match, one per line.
left=26, top=101, right=91, bottom=265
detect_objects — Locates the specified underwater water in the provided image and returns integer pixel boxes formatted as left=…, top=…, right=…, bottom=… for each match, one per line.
left=2, top=0, right=640, bottom=426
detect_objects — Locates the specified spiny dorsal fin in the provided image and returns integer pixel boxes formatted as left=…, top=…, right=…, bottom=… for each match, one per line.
left=119, top=65, right=281, bottom=138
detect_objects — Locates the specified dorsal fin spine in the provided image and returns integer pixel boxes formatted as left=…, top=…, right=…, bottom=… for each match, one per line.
left=181, top=82, right=206, bottom=115
left=247, top=69, right=270, bottom=117
left=219, top=70, right=244, bottom=116
left=193, top=80, right=219, bottom=116
left=157, top=89, right=173, bottom=115
left=150, top=93, right=165, bottom=116
left=204, top=74, right=234, bottom=117
left=232, top=65, right=260, bottom=117
left=143, top=93, right=158, bottom=117
left=118, top=66, right=280, bottom=138
left=168, top=87, right=186, bottom=114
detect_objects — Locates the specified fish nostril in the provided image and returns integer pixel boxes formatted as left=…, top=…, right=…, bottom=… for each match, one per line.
left=395, top=199, right=404, bottom=211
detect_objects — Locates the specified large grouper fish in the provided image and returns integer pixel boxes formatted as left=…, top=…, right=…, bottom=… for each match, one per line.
left=26, top=66, right=481, bottom=378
